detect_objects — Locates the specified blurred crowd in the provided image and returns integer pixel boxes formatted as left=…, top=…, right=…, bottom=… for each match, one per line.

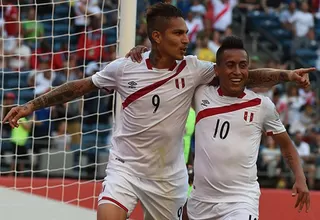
left=0, top=0, right=319, bottom=189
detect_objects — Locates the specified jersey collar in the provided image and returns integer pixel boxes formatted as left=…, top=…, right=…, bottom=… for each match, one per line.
left=217, top=87, right=246, bottom=98
left=145, top=58, right=177, bottom=71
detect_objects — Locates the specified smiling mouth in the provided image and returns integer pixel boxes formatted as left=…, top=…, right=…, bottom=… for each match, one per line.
left=230, top=79, right=242, bottom=84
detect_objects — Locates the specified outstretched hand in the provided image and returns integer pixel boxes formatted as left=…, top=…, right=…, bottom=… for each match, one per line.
left=292, top=179, right=310, bottom=213
left=289, top=67, right=315, bottom=88
left=3, top=104, right=34, bottom=128
left=125, top=46, right=149, bottom=63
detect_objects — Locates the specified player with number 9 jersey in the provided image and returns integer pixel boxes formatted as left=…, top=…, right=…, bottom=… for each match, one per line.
left=92, top=51, right=214, bottom=218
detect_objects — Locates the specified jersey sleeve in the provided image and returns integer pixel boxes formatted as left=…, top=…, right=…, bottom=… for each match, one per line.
left=91, top=58, right=126, bottom=91
left=262, top=97, right=286, bottom=136
left=187, top=56, right=215, bottom=86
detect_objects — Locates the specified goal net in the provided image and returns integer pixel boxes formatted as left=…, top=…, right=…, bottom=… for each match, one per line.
left=0, top=0, right=136, bottom=217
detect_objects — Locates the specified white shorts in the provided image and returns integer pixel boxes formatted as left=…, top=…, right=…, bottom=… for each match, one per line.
left=187, top=198, right=259, bottom=220
left=98, top=169, right=188, bottom=220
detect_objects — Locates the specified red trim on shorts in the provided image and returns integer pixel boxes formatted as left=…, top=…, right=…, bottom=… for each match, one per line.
left=122, top=60, right=186, bottom=109
left=196, top=98, right=261, bottom=124
left=99, top=196, right=129, bottom=213
left=266, top=131, right=274, bottom=136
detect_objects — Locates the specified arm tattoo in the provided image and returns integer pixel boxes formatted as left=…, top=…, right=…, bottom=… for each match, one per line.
left=247, top=69, right=290, bottom=88
left=283, top=152, right=295, bottom=169
left=27, top=78, right=97, bottom=111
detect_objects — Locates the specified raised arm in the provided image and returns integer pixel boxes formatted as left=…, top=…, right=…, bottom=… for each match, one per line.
left=272, top=132, right=310, bottom=213
left=246, top=68, right=315, bottom=88
left=3, top=77, right=98, bottom=128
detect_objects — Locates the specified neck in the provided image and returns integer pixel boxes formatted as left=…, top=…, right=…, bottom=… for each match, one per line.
left=220, top=85, right=244, bottom=98
left=149, top=47, right=176, bottom=69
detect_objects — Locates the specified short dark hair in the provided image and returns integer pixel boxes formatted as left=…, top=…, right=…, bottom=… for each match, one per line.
left=216, top=35, right=249, bottom=65
left=146, top=3, right=183, bottom=43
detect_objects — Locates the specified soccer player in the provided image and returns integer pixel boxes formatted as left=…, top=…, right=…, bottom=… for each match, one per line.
left=187, top=36, right=310, bottom=220
left=3, top=3, right=312, bottom=220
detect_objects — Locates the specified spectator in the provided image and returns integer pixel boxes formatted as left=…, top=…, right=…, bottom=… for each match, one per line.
left=208, top=30, right=221, bottom=54
left=260, top=136, right=281, bottom=178
left=211, top=0, right=238, bottom=33
left=196, top=36, right=216, bottom=62
left=51, top=121, right=72, bottom=151
left=73, top=0, right=102, bottom=34
left=283, top=84, right=305, bottom=134
left=185, top=11, right=204, bottom=45
left=190, top=0, right=206, bottom=18
left=10, top=116, right=32, bottom=176
left=299, top=86, right=316, bottom=105
left=28, top=61, right=56, bottom=96
left=237, top=0, right=261, bottom=12
left=289, top=1, right=317, bottom=55
left=21, top=6, right=44, bottom=48
left=273, top=88, right=289, bottom=127
left=3, top=0, right=19, bottom=37
left=76, top=16, right=107, bottom=66
left=279, top=0, right=297, bottom=31
left=30, top=40, right=63, bottom=71
left=6, top=33, right=32, bottom=71
left=261, top=0, right=283, bottom=15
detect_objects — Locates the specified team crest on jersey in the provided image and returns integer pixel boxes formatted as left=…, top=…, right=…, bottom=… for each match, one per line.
left=175, top=78, right=185, bottom=89
left=244, top=111, right=255, bottom=122
left=128, top=81, right=137, bottom=89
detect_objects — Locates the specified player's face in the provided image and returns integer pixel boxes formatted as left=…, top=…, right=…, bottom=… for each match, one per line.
left=158, top=17, right=189, bottom=60
left=214, top=49, right=249, bottom=97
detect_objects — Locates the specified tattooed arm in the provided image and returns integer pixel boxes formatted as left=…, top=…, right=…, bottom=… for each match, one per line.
left=28, top=77, right=97, bottom=111
left=273, top=132, right=305, bottom=180
left=272, top=132, right=310, bottom=212
left=3, top=77, right=98, bottom=128
left=247, top=67, right=313, bottom=88
left=247, top=68, right=290, bottom=88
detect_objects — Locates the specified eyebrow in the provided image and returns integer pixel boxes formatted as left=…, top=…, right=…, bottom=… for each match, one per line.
left=172, top=29, right=188, bottom=33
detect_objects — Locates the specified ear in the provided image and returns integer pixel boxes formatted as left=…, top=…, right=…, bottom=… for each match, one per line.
left=151, top=30, right=162, bottom=44
left=214, top=64, right=219, bottom=76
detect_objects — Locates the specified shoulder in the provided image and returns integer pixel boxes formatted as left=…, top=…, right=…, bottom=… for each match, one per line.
left=195, top=84, right=211, bottom=95
left=184, top=55, right=215, bottom=69
left=244, top=89, right=274, bottom=108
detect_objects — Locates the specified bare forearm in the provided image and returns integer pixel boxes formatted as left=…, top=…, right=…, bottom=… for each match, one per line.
left=247, top=68, right=290, bottom=88
left=26, top=77, right=97, bottom=111
left=281, top=146, right=306, bottom=180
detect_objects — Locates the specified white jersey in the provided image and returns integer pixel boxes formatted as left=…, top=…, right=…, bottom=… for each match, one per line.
left=191, top=85, right=286, bottom=204
left=92, top=52, right=214, bottom=180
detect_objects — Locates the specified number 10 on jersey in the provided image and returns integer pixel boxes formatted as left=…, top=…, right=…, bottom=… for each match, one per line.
left=213, top=119, right=230, bottom=139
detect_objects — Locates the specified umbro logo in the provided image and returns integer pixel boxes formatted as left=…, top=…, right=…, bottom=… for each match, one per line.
left=201, top=100, right=210, bottom=107
left=128, top=81, right=137, bottom=89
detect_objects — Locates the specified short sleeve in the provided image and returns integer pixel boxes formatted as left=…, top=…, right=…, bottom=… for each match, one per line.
left=91, top=58, right=125, bottom=91
left=262, top=97, right=286, bottom=136
left=188, top=56, right=215, bottom=86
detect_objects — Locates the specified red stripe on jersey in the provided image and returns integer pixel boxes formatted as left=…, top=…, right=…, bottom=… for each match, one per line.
left=196, top=98, right=261, bottom=124
left=175, top=79, right=179, bottom=89
left=122, top=60, right=187, bottom=109
left=99, top=196, right=129, bottom=212
left=181, top=78, right=185, bottom=88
